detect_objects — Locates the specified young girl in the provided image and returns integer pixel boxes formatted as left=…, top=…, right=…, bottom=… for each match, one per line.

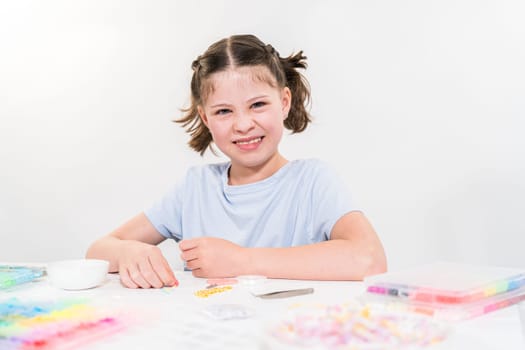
left=86, top=34, right=387, bottom=289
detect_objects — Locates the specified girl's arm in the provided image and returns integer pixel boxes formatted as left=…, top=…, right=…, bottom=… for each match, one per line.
left=86, top=213, right=178, bottom=288
left=251, top=211, right=387, bottom=280
left=179, top=211, right=387, bottom=280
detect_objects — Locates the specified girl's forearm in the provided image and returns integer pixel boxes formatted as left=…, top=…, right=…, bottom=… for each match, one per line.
left=85, top=213, right=167, bottom=274
left=246, top=240, right=386, bottom=281
left=85, top=236, right=127, bottom=273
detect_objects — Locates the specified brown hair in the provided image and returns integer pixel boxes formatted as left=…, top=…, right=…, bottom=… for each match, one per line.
left=176, top=34, right=311, bottom=155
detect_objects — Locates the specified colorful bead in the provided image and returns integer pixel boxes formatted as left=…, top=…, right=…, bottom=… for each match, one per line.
left=194, top=286, right=233, bottom=298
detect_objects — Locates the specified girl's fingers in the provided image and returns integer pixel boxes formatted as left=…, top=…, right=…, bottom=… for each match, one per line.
left=180, top=249, right=199, bottom=262
left=149, top=254, right=178, bottom=287
left=119, top=267, right=139, bottom=289
left=128, top=264, right=153, bottom=288
left=179, top=238, right=198, bottom=251
left=191, top=268, right=203, bottom=278
left=138, top=259, right=163, bottom=288
left=185, top=259, right=201, bottom=271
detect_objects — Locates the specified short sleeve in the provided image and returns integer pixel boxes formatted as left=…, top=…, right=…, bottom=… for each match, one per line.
left=143, top=180, right=185, bottom=241
left=309, top=161, right=359, bottom=240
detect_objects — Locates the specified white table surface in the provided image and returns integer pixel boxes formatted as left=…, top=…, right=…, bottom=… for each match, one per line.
left=2, top=269, right=524, bottom=350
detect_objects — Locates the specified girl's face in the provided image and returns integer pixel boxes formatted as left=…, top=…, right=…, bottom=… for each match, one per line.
left=198, top=66, right=291, bottom=181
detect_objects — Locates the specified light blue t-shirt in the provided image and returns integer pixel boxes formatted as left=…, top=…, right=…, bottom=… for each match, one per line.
left=144, top=159, right=358, bottom=247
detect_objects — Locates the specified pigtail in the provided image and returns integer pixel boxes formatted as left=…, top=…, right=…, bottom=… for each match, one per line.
left=177, top=103, right=212, bottom=156
left=176, top=61, right=213, bottom=155
left=280, top=51, right=312, bottom=133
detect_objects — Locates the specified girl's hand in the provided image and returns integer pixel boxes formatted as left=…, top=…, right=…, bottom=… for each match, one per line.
left=118, top=240, right=178, bottom=289
left=179, top=237, right=247, bottom=278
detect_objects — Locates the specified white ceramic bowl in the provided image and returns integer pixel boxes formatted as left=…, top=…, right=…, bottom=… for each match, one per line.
left=46, top=259, right=109, bottom=290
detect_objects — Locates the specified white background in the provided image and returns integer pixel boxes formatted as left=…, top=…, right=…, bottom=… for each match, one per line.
left=1, top=0, right=524, bottom=271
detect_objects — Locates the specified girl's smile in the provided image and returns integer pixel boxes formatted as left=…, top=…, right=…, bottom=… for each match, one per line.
left=233, top=136, right=264, bottom=150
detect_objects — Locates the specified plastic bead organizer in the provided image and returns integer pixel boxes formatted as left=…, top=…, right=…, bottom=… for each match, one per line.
left=364, top=262, right=525, bottom=320
left=0, top=266, right=45, bottom=290
left=365, top=262, right=525, bottom=304
left=0, top=298, right=125, bottom=350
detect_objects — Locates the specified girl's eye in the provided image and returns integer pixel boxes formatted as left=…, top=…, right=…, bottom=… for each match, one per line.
left=215, top=109, right=231, bottom=116
left=251, top=101, right=266, bottom=109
